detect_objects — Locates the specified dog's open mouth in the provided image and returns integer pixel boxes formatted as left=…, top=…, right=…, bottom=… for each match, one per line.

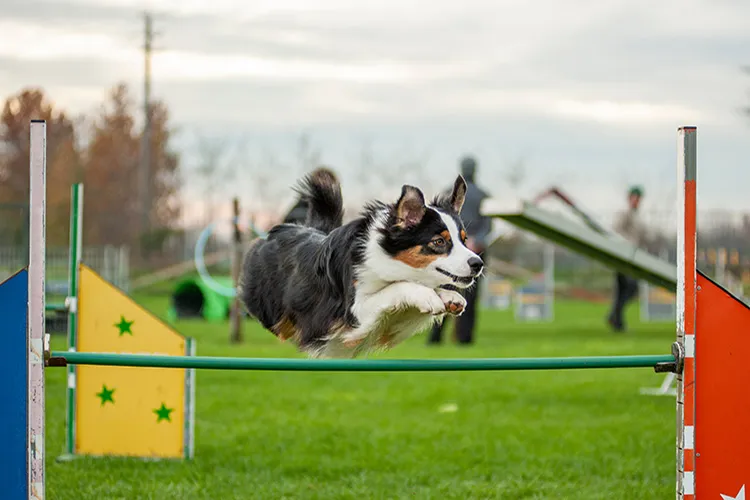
left=436, top=267, right=475, bottom=285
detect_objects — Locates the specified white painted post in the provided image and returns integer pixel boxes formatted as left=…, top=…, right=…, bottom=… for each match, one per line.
left=28, top=120, right=46, bottom=499
left=716, top=247, right=727, bottom=287
left=639, top=280, right=649, bottom=322
left=184, top=338, right=196, bottom=460
left=544, top=243, right=555, bottom=321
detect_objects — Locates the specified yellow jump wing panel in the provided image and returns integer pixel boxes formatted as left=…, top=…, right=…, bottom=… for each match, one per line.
left=75, top=264, right=189, bottom=459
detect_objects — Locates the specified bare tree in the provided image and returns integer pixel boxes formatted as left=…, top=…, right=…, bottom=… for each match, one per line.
left=353, top=139, right=433, bottom=205
left=1, top=88, right=80, bottom=245
left=504, top=157, right=527, bottom=193
left=239, top=133, right=326, bottom=227
left=743, top=66, right=750, bottom=118
left=392, top=144, right=434, bottom=195
left=295, top=131, right=322, bottom=174
left=354, top=137, right=376, bottom=186
left=192, top=133, right=237, bottom=224
left=353, top=138, right=385, bottom=201
left=250, top=147, right=292, bottom=223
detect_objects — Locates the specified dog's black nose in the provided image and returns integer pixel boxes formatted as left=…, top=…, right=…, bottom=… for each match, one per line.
left=468, top=256, right=484, bottom=275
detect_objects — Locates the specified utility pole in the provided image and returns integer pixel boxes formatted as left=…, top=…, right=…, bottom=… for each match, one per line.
left=139, top=12, right=153, bottom=244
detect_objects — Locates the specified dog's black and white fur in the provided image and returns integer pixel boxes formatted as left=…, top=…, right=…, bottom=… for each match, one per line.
left=239, top=172, right=484, bottom=358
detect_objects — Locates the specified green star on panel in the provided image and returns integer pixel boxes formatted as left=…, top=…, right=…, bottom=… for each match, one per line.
left=114, top=315, right=134, bottom=336
left=154, top=403, right=174, bottom=423
left=96, top=384, right=115, bottom=406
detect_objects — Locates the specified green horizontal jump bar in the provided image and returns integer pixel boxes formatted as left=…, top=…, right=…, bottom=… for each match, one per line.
left=49, top=351, right=675, bottom=372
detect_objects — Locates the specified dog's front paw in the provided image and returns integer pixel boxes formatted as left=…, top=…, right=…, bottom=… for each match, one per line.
left=412, top=290, right=446, bottom=316
left=437, top=288, right=466, bottom=316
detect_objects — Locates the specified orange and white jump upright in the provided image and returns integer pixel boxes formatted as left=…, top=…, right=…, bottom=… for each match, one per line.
left=676, top=126, right=750, bottom=499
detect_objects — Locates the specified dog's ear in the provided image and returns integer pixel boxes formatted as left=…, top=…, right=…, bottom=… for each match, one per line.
left=450, top=175, right=467, bottom=213
left=395, top=185, right=426, bottom=228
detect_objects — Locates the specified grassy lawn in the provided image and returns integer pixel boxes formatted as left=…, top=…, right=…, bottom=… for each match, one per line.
left=44, top=293, right=677, bottom=499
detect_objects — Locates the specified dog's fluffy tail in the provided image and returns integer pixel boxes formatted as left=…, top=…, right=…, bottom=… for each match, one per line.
left=294, top=167, right=344, bottom=234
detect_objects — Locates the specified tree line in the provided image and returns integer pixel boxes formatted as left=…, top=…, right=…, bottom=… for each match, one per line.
left=0, top=84, right=181, bottom=265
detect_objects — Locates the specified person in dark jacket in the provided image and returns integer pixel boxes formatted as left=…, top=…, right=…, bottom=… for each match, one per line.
left=282, top=167, right=339, bottom=225
left=428, top=155, right=492, bottom=345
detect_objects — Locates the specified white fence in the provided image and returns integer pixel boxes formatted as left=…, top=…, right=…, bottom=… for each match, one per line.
left=0, top=245, right=130, bottom=293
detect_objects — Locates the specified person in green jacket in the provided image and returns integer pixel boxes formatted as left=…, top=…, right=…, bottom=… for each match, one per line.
left=607, top=185, right=647, bottom=332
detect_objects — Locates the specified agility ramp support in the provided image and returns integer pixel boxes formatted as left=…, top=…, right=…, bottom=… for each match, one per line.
left=513, top=242, right=555, bottom=322
left=640, top=250, right=676, bottom=323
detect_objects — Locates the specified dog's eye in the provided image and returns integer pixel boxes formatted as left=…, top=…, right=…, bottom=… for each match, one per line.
left=432, top=237, right=446, bottom=247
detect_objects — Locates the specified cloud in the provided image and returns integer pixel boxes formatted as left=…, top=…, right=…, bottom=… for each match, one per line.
left=152, top=51, right=481, bottom=85
left=3, top=0, right=140, bottom=27
left=2, top=0, right=750, bottom=215
left=5, top=0, right=748, bottom=127
left=553, top=100, right=702, bottom=125
left=0, top=20, right=136, bottom=60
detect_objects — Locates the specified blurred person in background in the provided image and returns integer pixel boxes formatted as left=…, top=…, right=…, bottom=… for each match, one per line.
left=283, top=167, right=339, bottom=225
left=607, top=185, right=647, bottom=332
left=427, top=155, right=492, bottom=346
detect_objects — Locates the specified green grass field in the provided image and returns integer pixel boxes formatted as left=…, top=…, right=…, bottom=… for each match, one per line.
left=44, top=293, right=677, bottom=499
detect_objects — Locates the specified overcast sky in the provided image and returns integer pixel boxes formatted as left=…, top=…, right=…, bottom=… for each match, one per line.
left=3, top=0, right=750, bottom=227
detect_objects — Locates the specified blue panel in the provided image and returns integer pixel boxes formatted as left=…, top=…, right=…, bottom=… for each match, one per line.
left=0, top=270, right=29, bottom=499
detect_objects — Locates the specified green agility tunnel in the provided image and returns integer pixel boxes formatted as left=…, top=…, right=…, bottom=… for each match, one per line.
left=169, top=276, right=233, bottom=322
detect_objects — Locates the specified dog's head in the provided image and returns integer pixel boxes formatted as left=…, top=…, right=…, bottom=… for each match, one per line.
left=373, top=175, right=484, bottom=289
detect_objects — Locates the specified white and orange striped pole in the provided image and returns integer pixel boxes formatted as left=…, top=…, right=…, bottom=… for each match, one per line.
left=680, top=123, right=750, bottom=497
left=676, top=124, right=750, bottom=499
left=676, top=126, right=697, bottom=499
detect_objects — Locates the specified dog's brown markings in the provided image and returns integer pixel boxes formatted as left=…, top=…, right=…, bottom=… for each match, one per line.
left=378, top=330, right=396, bottom=347
left=460, top=229, right=467, bottom=242
left=330, top=319, right=348, bottom=334
left=394, top=246, right=440, bottom=268
left=327, top=319, right=354, bottom=347
left=272, top=316, right=298, bottom=341
left=395, top=229, right=454, bottom=268
left=343, top=337, right=364, bottom=348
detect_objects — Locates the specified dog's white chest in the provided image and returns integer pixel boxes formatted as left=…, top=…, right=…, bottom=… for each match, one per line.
left=321, top=307, right=437, bottom=358
left=318, top=282, right=446, bottom=358
left=314, top=281, right=466, bottom=358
